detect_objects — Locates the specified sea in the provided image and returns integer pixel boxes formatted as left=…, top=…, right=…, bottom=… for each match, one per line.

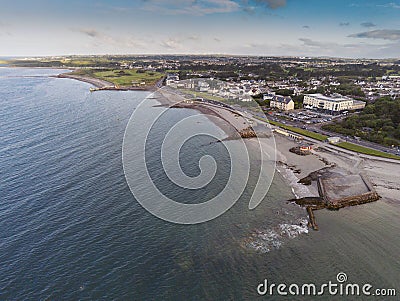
left=0, top=68, right=399, bottom=300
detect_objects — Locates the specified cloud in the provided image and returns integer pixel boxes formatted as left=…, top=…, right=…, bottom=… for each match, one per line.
left=0, top=21, right=12, bottom=36
left=242, top=5, right=256, bottom=13
left=159, top=35, right=201, bottom=49
left=299, top=38, right=332, bottom=50
left=187, top=35, right=200, bottom=40
left=377, top=2, right=400, bottom=9
left=361, top=22, right=376, bottom=28
left=141, top=0, right=289, bottom=16
left=303, top=25, right=310, bottom=29
left=339, top=22, right=350, bottom=26
left=71, top=27, right=148, bottom=50
left=349, top=29, right=400, bottom=41
left=141, top=0, right=240, bottom=15
left=299, top=38, right=339, bottom=49
left=244, top=42, right=264, bottom=48
left=160, top=38, right=181, bottom=49
left=254, top=0, right=287, bottom=9
left=74, top=28, right=101, bottom=38
left=292, top=38, right=397, bottom=58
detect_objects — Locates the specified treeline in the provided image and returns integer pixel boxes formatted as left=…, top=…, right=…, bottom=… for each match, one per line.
left=9, top=59, right=120, bottom=69
left=304, top=83, right=366, bottom=98
left=323, top=97, right=400, bottom=146
left=286, top=63, right=397, bottom=79
left=178, top=62, right=400, bottom=82
left=177, top=62, right=287, bottom=80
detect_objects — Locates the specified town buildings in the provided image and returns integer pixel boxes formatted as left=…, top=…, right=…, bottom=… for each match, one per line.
left=269, top=94, right=295, bottom=111
left=303, top=93, right=365, bottom=114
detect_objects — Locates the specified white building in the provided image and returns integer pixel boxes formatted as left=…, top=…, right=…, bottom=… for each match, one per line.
left=197, top=81, right=210, bottom=92
left=303, top=94, right=365, bottom=113
left=166, top=74, right=179, bottom=86
left=263, top=92, right=276, bottom=101
left=270, top=95, right=295, bottom=111
left=327, top=137, right=341, bottom=144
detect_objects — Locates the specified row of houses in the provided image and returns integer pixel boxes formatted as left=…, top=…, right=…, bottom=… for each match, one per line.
left=167, top=75, right=367, bottom=115
left=166, top=77, right=267, bottom=102
left=357, top=75, right=400, bottom=100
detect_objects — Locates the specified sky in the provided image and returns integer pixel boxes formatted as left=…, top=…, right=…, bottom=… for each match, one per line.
left=0, top=0, right=399, bottom=58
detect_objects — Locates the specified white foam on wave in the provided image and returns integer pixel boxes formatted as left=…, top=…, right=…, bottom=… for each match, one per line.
left=279, top=219, right=309, bottom=238
left=276, top=164, right=311, bottom=199
left=245, top=229, right=282, bottom=253
left=244, top=218, right=309, bottom=254
left=243, top=147, right=311, bottom=254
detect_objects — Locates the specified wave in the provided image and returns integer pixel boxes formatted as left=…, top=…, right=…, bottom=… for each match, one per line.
left=243, top=218, right=309, bottom=253
left=276, top=162, right=312, bottom=199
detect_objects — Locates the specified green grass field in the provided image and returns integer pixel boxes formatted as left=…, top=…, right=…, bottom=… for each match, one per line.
left=337, top=142, right=400, bottom=160
left=64, top=60, right=94, bottom=66
left=92, top=69, right=164, bottom=87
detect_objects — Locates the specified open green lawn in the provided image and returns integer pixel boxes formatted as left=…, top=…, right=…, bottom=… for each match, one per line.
left=92, top=69, right=164, bottom=87
left=65, top=60, right=95, bottom=66
left=337, top=142, right=400, bottom=160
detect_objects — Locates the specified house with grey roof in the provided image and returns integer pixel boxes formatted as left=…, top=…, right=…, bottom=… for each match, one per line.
left=270, top=95, right=295, bottom=111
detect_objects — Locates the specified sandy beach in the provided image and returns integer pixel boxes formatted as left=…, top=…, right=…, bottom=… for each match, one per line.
left=154, top=87, right=400, bottom=209
left=155, top=88, right=254, bottom=137
left=57, top=71, right=162, bottom=91
left=56, top=73, right=114, bottom=88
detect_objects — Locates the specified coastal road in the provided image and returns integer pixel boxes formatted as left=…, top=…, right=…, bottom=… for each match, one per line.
left=268, top=115, right=400, bottom=156
left=246, top=115, right=400, bottom=164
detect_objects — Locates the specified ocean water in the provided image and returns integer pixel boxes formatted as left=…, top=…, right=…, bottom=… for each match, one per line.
left=0, top=68, right=399, bottom=300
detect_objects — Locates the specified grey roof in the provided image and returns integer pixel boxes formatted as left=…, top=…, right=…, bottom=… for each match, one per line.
left=306, top=93, right=352, bottom=103
left=272, top=95, right=293, bottom=104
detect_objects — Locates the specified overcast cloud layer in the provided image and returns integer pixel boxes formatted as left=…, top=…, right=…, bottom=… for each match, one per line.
left=0, top=0, right=399, bottom=58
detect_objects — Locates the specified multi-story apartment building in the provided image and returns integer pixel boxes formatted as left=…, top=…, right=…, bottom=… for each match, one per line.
left=303, top=93, right=365, bottom=114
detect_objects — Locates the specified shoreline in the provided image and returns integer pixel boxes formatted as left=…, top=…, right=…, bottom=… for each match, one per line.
left=152, top=88, right=399, bottom=207
left=51, top=75, right=400, bottom=227
left=272, top=132, right=400, bottom=215
left=56, top=73, right=114, bottom=88
left=152, top=89, right=313, bottom=205
left=154, top=88, right=256, bottom=139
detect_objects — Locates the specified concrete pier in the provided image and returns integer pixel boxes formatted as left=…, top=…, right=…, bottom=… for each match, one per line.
left=307, top=207, right=319, bottom=231
left=291, top=173, right=379, bottom=231
left=318, top=174, right=379, bottom=210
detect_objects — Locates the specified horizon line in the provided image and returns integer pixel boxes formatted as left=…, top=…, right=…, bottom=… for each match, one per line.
left=2, top=53, right=399, bottom=61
